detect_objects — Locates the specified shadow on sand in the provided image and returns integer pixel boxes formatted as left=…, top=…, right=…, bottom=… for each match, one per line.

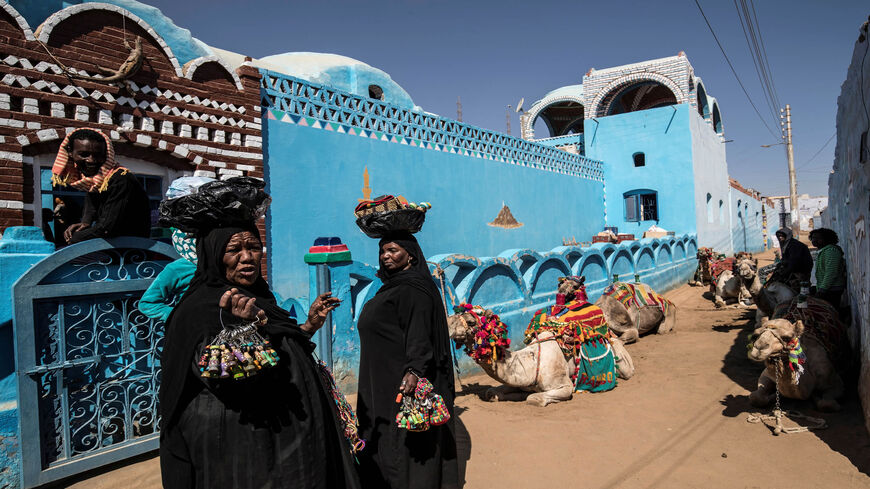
left=718, top=309, right=870, bottom=477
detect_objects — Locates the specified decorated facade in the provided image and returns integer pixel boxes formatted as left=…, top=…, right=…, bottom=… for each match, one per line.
left=0, top=1, right=782, bottom=486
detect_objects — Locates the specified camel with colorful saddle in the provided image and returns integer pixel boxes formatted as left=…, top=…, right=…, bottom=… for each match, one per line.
left=712, top=253, right=761, bottom=308
left=748, top=296, right=848, bottom=412
left=595, top=281, right=677, bottom=344
left=446, top=277, right=634, bottom=406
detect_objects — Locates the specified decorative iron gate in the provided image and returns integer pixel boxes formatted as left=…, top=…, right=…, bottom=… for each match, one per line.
left=13, top=238, right=177, bottom=488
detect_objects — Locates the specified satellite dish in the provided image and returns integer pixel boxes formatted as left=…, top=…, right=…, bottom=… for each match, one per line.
left=516, top=98, right=524, bottom=113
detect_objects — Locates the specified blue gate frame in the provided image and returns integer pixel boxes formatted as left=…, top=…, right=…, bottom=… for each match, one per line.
left=13, top=238, right=177, bottom=488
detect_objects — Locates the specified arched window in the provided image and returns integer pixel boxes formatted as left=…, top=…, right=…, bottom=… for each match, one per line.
left=602, top=80, right=678, bottom=116
left=706, top=193, right=713, bottom=223
left=737, top=199, right=743, bottom=219
left=532, top=100, right=585, bottom=138
left=719, top=200, right=725, bottom=224
left=633, top=152, right=645, bottom=167
left=624, top=189, right=658, bottom=222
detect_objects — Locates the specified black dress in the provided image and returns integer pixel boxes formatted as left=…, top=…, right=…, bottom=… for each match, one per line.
left=69, top=170, right=151, bottom=243
left=356, top=234, right=459, bottom=489
left=159, top=226, right=361, bottom=489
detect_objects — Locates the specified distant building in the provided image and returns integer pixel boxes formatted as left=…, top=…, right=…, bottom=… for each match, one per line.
left=768, top=194, right=829, bottom=231
left=522, top=53, right=774, bottom=254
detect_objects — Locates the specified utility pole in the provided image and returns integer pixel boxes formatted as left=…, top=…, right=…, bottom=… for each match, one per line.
left=783, top=104, right=799, bottom=237
left=506, top=105, right=512, bottom=135
left=456, top=96, right=462, bottom=122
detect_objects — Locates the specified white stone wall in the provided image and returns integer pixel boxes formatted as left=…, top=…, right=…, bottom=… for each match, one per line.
left=828, top=24, right=870, bottom=434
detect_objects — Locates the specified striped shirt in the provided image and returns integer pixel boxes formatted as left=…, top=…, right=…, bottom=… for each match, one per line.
left=815, top=244, right=846, bottom=291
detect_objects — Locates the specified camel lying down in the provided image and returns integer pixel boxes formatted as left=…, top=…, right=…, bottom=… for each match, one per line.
left=748, top=299, right=846, bottom=412
left=447, top=306, right=634, bottom=407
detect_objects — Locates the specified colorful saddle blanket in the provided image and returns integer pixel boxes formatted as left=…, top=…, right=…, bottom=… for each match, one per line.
left=602, top=282, right=673, bottom=316
left=524, top=301, right=616, bottom=392
left=773, top=297, right=848, bottom=368
left=709, top=257, right=736, bottom=285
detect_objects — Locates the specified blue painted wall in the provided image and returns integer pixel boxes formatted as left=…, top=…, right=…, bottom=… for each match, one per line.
left=729, top=188, right=769, bottom=253
left=310, top=235, right=698, bottom=392
left=0, top=228, right=53, bottom=489
left=689, top=109, right=733, bottom=253
left=262, top=75, right=606, bottom=301
left=584, top=104, right=697, bottom=238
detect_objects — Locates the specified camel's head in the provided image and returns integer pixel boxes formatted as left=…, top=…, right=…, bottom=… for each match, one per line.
left=557, top=275, right=587, bottom=303
left=447, top=304, right=489, bottom=344
left=748, top=318, right=805, bottom=362
left=735, top=257, right=758, bottom=281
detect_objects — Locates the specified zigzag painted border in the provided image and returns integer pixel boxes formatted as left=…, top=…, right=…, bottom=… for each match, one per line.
left=265, top=108, right=565, bottom=168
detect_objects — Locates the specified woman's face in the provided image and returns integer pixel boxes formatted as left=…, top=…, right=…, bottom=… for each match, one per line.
left=380, top=241, right=412, bottom=273
left=223, top=231, right=263, bottom=286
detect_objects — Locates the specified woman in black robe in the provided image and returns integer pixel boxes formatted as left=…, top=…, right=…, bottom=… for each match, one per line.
left=158, top=225, right=361, bottom=489
left=356, top=232, right=460, bottom=489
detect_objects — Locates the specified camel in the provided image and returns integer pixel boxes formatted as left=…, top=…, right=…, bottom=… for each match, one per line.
left=713, top=255, right=761, bottom=308
left=595, top=282, right=676, bottom=344
left=689, top=247, right=716, bottom=287
left=748, top=311, right=844, bottom=412
left=752, top=281, right=796, bottom=326
left=447, top=283, right=634, bottom=407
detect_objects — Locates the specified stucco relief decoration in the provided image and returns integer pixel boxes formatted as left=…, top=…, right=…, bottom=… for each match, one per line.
left=488, top=204, right=523, bottom=229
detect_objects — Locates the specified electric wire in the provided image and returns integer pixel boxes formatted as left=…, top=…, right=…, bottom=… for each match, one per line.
left=796, top=132, right=835, bottom=170
left=693, top=0, right=780, bottom=138
left=734, top=0, right=781, bottom=135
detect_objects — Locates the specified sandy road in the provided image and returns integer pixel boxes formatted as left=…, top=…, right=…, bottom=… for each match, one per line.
left=59, top=249, right=870, bottom=489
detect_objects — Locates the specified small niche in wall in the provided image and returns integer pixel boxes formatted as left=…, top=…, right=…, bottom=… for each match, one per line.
left=633, top=152, right=646, bottom=167
left=861, top=130, right=868, bottom=164
left=368, top=84, right=384, bottom=100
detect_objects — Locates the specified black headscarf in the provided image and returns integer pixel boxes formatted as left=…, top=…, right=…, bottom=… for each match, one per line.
left=375, top=232, right=452, bottom=370
left=159, top=225, right=310, bottom=431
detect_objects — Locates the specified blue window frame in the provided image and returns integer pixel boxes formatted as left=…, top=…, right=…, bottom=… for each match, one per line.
left=624, top=189, right=658, bottom=222
left=40, top=168, right=165, bottom=242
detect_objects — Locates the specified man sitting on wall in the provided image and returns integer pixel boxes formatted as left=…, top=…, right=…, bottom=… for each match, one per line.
left=768, top=227, right=813, bottom=289
left=51, top=128, right=151, bottom=244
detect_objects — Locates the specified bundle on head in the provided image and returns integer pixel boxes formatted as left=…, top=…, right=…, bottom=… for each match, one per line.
left=158, top=176, right=271, bottom=234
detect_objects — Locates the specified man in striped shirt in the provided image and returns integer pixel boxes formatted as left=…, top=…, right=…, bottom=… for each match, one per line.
left=809, top=228, right=846, bottom=308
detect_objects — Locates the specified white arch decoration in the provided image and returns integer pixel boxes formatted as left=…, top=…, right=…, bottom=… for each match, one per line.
left=589, top=72, right=686, bottom=118
left=35, top=2, right=183, bottom=77
left=183, top=55, right=244, bottom=91
left=522, top=94, right=585, bottom=140
left=0, top=1, right=35, bottom=40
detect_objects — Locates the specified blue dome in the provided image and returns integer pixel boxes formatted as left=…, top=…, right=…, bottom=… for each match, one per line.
left=258, top=53, right=416, bottom=110
left=10, top=0, right=210, bottom=65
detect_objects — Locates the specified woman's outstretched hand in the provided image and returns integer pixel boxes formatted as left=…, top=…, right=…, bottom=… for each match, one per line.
left=219, top=288, right=264, bottom=322
left=301, top=292, right=341, bottom=333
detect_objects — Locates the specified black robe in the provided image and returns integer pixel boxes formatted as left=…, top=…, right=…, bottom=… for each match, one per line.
left=158, top=226, right=361, bottom=489
left=69, top=170, right=151, bottom=243
left=356, top=234, right=459, bottom=489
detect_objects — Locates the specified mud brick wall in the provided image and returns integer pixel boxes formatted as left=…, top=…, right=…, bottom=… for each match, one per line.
left=0, top=2, right=266, bottom=245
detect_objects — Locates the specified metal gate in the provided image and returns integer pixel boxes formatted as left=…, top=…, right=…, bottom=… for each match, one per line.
left=13, top=238, right=177, bottom=488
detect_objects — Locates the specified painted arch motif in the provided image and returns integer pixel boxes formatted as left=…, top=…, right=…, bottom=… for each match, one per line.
left=523, top=94, right=585, bottom=139
left=590, top=73, right=686, bottom=118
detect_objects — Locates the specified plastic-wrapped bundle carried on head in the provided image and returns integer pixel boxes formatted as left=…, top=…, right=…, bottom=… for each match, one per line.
left=165, top=176, right=216, bottom=199
left=158, top=176, right=271, bottom=234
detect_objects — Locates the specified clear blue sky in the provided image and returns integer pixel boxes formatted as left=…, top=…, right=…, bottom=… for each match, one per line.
left=147, top=0, right=867, bottom=197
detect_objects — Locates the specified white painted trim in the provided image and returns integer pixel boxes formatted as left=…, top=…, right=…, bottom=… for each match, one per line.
left=35, top=2, right=183, bottom=77
left=183, top=56, right=244, bottom=91
left=589, top=72, right=686, bottom=118
left=0, top=1, right=35, bottom=40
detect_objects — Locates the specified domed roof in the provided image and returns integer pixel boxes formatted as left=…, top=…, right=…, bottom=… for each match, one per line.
left=257, top=52, right=416, bottom=109
left=529, top=84, right=584, bottom=111
left=11, top=0, right=211, bottom=65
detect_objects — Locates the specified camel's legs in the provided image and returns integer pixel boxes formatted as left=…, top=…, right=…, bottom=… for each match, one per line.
left=526, top=384, right=574, bottom=407
left=749, top=373, right=776, bottom=407
left=814, top=373, right=844, bottom=412
left=657, top=307, right=677, bottom=334
left=618, top=329, right=640, bottom=344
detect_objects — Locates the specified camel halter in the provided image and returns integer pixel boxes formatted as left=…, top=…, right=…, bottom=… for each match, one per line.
left=747, top=326, right=825, bottom=435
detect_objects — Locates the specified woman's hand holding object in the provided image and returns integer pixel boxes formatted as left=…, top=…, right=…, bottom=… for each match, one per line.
left=219, top=288, right=265, bottom=322
left=301, top=292, right=341, bottom=333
